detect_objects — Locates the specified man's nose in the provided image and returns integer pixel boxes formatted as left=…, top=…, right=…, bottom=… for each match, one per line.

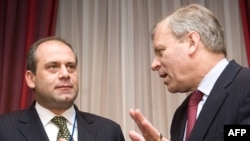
left=151, top=58, right=161, bottom=71
left=59, top=65, right=70, bottom=78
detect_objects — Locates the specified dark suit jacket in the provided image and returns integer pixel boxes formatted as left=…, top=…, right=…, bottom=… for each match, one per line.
left=170, top=60, right=250, bottom=141
left=0, top=102, right=125, bottom=141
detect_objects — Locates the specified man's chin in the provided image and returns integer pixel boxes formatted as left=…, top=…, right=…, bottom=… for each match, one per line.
left=55, top=101, right=74, bottom=109
left=59, top=96, right=76, bottom=103
left=167, top=86, right=178, bottom=93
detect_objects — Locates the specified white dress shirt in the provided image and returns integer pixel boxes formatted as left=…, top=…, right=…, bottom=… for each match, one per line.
left=35, top=102, right=78, bottom=141
left=183, top=58, right=229, bottom=141
left=197, top=58, right=229, bottom=116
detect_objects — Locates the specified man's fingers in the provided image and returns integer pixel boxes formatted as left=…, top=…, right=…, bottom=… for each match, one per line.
left=129, top=130, right=145, bottom=141
left=130, top=109, right=162, bottom=140
left=129, top=109, right=148, bottom=134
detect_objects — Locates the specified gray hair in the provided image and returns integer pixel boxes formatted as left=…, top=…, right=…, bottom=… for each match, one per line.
left=153, top=4, right=226, bottom=56
left=26, top=36, right=78, bottom=74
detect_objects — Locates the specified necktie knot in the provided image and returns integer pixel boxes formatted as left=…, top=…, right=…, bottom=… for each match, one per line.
left=188, top=91, right=203, bottom=106
left=52, top=116, right=67, bottom=128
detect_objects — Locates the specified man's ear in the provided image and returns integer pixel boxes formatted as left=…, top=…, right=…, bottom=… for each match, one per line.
left=186, top=31, right=200, bottom=55
left=25, top=70, right=35, bottom=88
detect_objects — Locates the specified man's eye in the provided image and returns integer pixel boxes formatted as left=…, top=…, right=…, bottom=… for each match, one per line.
left=48, top=64, right=57, bottom=69
left=47, top=64, right=59, bottom=72
left=67, top=64, right=77, bottom=72
left=68, top=65, right=75, bottom=69
left=155, top=49, right=164, bottom=56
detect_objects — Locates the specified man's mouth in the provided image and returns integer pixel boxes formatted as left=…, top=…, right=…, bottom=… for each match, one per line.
left=55, top=85, right=73, bottom=89
left=159, top=74, right=167, bottom=78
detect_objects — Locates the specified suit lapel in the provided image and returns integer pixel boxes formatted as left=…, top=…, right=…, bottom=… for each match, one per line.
left=170, top=96, right=190, bottom=141
left=17, top=103, right=98, bottom=141
left=75, top=106, right=97, bottom=141
left=17, top=102, right=50, bottom=141
left=189, top=61, right=242, bottom=140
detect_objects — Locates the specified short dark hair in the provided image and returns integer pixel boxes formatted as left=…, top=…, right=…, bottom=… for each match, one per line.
left=26, top=36, right=78, bottom=74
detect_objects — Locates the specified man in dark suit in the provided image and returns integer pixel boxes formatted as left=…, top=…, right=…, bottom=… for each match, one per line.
left=0, top=36, right=125, bottom=141
left=129, top=4, right=250, bottom=141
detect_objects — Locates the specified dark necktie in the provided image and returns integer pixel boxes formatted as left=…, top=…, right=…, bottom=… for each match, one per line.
left=186, top=91, right=203, bottom=141
left=51, top=116, right=72, bottom=141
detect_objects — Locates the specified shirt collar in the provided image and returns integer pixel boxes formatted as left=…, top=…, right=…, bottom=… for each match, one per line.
left=198, top=58, right=229, bottom=95
left=35, top=102, right=76, bottom=126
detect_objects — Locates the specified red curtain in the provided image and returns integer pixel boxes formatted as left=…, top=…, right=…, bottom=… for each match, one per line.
left=240, top=0, right=250, bottom=66
left=0, top=0, right=58, bottom=114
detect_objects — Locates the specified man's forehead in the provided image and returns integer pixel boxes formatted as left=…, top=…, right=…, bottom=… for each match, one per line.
left=154, top=26, right=172, bottom=44
left=37, top=41, right=71, bottom=54
left=36, top=41, right=74, bottom=60
left=154, top=19, right=172, bottom=37
left=38, top=40, right=65, bottom=48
